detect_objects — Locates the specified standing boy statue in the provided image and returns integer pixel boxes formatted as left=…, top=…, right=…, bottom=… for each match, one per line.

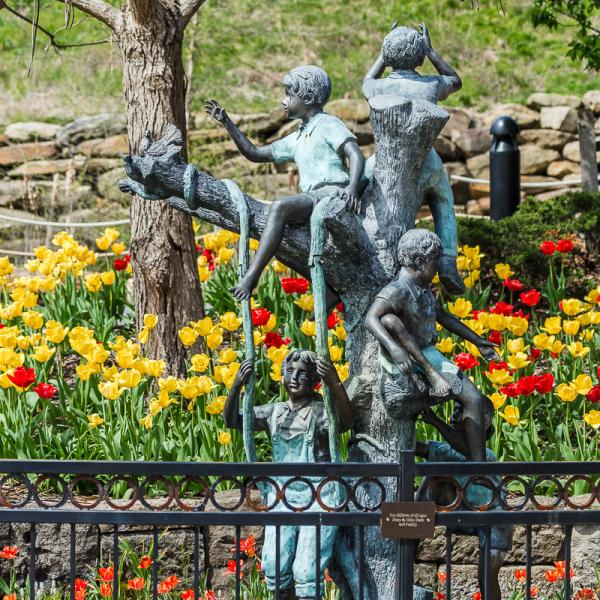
left=223, top=350, right=354, bottom=600
left=363, top=23, right=465, bottom=295
left=205, top=65, right=365, bottom=303
left=365, top=229, right=497, bottom=462
left=417, top=403, right=512, bottom=600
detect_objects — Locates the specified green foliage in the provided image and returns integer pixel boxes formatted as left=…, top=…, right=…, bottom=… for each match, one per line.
left=531, top=0, right=600, bottom=70
left=456, top=192, right=600, bottom=291
left=0, top=0, right=596, bottom=123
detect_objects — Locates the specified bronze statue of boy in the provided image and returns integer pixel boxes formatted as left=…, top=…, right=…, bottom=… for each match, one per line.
left=205, top=65, right=365, bottom=303
left=224, top=350, right=353, bottom=600
left=365, top=229, right=498, bottom=462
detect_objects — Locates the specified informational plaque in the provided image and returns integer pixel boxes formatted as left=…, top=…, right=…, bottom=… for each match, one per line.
left=380, top=502, right=436, bottom=540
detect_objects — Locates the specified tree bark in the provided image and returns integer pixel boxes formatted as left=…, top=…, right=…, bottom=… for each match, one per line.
left=115, top=3, right=204, bottom=376
left=120, top=96, right=448, bottom=599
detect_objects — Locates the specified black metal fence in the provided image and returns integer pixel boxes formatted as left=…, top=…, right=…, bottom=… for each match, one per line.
left=0, top=456, right=598, bottom=599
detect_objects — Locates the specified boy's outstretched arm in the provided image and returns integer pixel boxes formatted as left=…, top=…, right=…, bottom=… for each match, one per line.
left=420, top=22, right=462, bottom=99
left=435, top=302, right=499, bottom=361
left=315, top=357, right=354, bottom=432
left=205, top=99, right=274, bottom=163
left=223, top=359, right=253, bottom=430
left=341, top=140, right=365, bottom=213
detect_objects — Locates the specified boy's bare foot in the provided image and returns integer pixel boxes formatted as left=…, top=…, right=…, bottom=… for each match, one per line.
left=427, top=371, right=452, bottom=399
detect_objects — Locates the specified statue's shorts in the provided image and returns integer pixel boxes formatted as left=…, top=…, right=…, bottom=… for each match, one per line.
left=305, top=184, right=345, bottom=207
left=261, top=485, right=337, bottom=597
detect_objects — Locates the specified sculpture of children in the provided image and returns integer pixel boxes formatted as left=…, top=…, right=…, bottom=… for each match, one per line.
left=365, top=229, right=497, bottom=462
left=363, top=23, right=465, bottom=295
left=223, top=350, right=354, bottom=600
left=417, top=403, right=513, bottom=600
left=205, top=66, right=365, bottom=303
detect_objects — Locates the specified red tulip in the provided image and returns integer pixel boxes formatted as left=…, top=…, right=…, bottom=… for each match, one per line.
left=516, top=375, right=536, bottom=397
left=453, top=352, right=480, bottom=371
left=556, top=239, right=573, bottom=253
left=500, top=383, right=520, bottom=398
left=587, top=385, right=600, bottom=404
left=263, top=332, right=285, bottom=349
left=33, top=382, right=57, bottom=399
left=251, top=308, right=271, bottom=326
left=280, top=277, right=309, bottom=294
left=520, top=289, right=541, bottom=307
left=471, top=309, right=487, bottom=320
left=502, top=278, right=525, bottom=292
left=529, top=348, right=541, bottom=363
left=7, top=367, right=36, bottom=390
left=113, top=258, right=128, bottom=271
left=489, top=302, right=513, bottom=316
left=488, top=360, right=509, bottom=372
left=533, top=373, right=554, bottom=394
left=327, top=311, right=341, bottom=329
left=540, top=241, right=556, bottom=255
left=488, top=331, right=503, bottom=346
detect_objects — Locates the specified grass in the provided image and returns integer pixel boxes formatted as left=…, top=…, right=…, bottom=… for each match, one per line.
left=0, top=0, right=596, bottom=125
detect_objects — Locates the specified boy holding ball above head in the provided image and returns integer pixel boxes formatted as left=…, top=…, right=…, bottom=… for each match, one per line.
left=205, top=65, right=365, bottom=303
left=365, top=229, right=498, bottom=462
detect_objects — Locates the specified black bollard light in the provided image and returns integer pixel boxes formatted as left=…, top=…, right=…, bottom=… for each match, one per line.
left=489, top=116, right=520, bottom=220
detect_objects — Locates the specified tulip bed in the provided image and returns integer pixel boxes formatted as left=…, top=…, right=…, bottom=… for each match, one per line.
left=0, top=224, right=598, bottom=599
left=0, top=226, right=598, bottom=464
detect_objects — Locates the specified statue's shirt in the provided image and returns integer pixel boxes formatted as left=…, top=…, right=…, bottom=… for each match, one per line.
left=362, top=71, right=455, bottom=104
left=251, top=399, right=331, bottom=462
left=376, top=273, right=438, bottom=352
left=271, top=111, right=356, bottom=193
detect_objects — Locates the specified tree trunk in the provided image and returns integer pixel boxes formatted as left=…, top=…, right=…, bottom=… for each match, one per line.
left=119, top=96, right=449, bottom=599
left=116, top=4, right=204, bottom=375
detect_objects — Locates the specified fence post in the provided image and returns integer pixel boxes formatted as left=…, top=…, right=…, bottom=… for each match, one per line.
left=396, top=450, right=416, bottom=600
left=489, top=116, right=520, bottom=220
left=577, top=105, right=599, bottom=193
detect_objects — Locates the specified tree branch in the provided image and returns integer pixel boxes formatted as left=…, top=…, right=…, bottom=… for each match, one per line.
left=129, top=0, right=158, bottom=25
left=57, top=0, right=120, bottom=30
left=179, top=0, right=206, bottom=27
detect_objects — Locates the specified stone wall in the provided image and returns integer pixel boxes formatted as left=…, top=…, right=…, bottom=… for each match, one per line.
left=1, top=91, right=599, bottom=255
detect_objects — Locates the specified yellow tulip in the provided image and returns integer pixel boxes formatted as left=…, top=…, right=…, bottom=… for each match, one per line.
left=270, top=362, right=282, bottom=382
left=580, top=329, right=593, bottom=342
left=334, top=323, right=347, bottom=341
left=506, top=338, right=526, bottom=354
left=143, top=313, right=158, bottom=330
left=117, top=369, right=141, bottom=388
left=157, top=389, right=176, bottom=409
left=139, top=414, right=153, bottom=430
left=249, top=239, right=259, bottom=251
left=194, top=375, right=214, bottom=395
left=87, top=414, right=104, bottom=429
left=218, top=348, right=238, bottom=364
left=267, top=346, right=289, bottom=364
left=178, top=378, right=200, bottom=399
left=111, top=242, right=126, bottom=256
left=100, top=271, right=115, bottom=286
left=500, top=405, right=520, bottom=426
left=447, top=298, right=472, bottom=319
left=576, top=312, right=592, bottom=327
left=262, top=313, right=277, bottom=332
left=329, top=345, right=344, bottom=363
left=494, top=263, right=514, bottom=280
left=158, top=376, right=178, bottom=393
left=190, top=353, right=211, bottom=372
left=533, top=333, right=554, bottom=351
left=584, top=410, right=600, bottom=429
left=556, top=383, right=578, bottom=402
left=490, top=392, right=506, bottom=410
left=584, top=286, right=600, bottom=305
left=507, top=353, right=530, bottom=370
left=45, top=321, right=68, bottom=344
left=102, top=365, right=119, bottom=381
left=218, top=431, right=232, bottom=445
left=0, top=256, right=14, bottom=276
left=87, top=345, right=110, bottom=365
left=198, top=266, right=211, bottom=282
left=22, top=311, right=44, bottom=330
left=0, top=349, right=24, bottom=371
left=115, top=349, right=137, bottom=369
left=487, top=314, right=507, bottom=332
left=98, top=381, right=124, bottom=400
left=541, top=317, right=562, bottom=335
left=561, top=298, right=585, bottom=316
left=206, top=396, right=226, bottom=415
left=301, top=319, right=316, bottom=337
left=16, top=336, right=32, bottom=351
left=138, top=328, right=150, bottom=345
left=216, top=247, right=235, bottom=265
left=563, top=320, right=580, bottom=336
left=0, top=327, right=18, bottom=349
left=567, top=342, right=590, bottom=358
left=572, top=374, right=593, bottom=396
left=485, top=369, right=513, bottom=386
left=271, top=259, right=288, bottom=273
left=464, top=271, right=480, bottom=289
left=206, top=328, right=224, bottom=351
left=149, top=399, right=163, bottom=416
left=95, top=236, right=110, bottom=251
left=84, top=273, right=102, bottom=293
left=221, top=364, right=240, bottom=389
left=505, top=316, right=528, bottom=337
left=219, top=312, right=242, bottom=332
left=192, top=317, right=213, bottom=337
left=253, top=331, right=265, bottom=346
left=31, top=344, right=55, bottom=363
left=335, top=363, right=349, bottom=382
left=461, top=245, right=483, bottom=260
left=294, top=294, right=314, bottom=312
left=76, top=363, right=97, bottom=381
left=178, top=326, right=199, bottom=347
left=462, top=319, right=485, bottom=336
left=463, top=341, right=481, bottom=358
left=435, top=338, right=454, bottom=354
